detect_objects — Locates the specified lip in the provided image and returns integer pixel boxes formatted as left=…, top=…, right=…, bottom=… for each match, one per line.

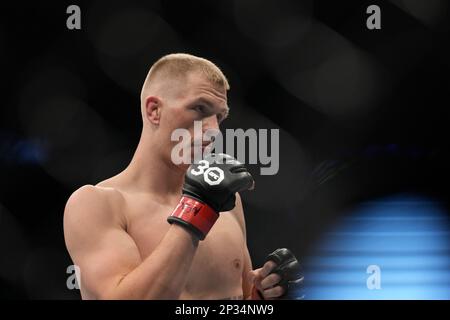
left=192, top=141, right=213, bottom=147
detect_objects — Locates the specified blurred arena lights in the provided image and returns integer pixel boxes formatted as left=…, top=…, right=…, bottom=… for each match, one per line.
left=389, top=0, right=449, bottom=29
left=303, top=193, right=450, bottom=299
left=86, top=1, right=183, bottom=95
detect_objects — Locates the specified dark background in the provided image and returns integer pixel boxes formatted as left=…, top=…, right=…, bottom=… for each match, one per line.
left=0, top=0, right=449, bottom=299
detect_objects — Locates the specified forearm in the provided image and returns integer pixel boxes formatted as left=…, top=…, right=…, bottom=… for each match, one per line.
left=105, top=224, right=199, bottom=299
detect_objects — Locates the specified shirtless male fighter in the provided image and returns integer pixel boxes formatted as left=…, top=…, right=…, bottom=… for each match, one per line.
left=63, top=53, right=303, bottom=299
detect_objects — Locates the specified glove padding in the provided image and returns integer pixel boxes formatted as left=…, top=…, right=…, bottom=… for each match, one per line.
left=265, top=248, right=304, bottom=299
left=168, top=153, right=254, bottom=240
left=183, top=153, right=254, bottom=212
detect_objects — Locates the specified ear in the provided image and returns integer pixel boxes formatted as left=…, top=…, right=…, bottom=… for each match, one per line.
left=145, top=96, right=161, bottom=125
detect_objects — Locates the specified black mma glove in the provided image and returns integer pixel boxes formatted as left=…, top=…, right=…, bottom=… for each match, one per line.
left=168, top=153, right=254, bottom=240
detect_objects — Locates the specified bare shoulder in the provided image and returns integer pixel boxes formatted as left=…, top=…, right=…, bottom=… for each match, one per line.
left=63, top=184, right=126, bottom=236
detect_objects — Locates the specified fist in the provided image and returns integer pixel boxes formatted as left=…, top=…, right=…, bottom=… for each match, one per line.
left=168, top=153, right=254, bottom=240
left=249, top=260, right=285, bottom=299
left=249, top=248, right=304, bottom=300
left=183, top=153, right=254, bottom=212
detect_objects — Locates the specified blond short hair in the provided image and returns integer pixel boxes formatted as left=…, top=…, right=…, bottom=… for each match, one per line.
left=140, top=53, right=229, bottom=101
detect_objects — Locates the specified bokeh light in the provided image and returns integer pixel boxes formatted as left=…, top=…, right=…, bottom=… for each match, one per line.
left=304, top=194, right=450, bottom=299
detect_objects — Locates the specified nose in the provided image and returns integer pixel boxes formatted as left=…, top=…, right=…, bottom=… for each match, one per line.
left=202, top=114, right=220, bottom=135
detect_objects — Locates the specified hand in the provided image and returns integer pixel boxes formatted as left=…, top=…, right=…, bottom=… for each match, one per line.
left=168, top=153, right=254, bottom=240
left=249, top=260, right=284, bottom=299
left=249, top=248, right=304, bottom=300
left=183, top=153, right=254, bottom=212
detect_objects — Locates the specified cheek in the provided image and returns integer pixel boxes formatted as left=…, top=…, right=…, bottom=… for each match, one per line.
left=161, top=113, right=182, bottom=131
left=160, top=108, right=197, bottom=142
left=161, top=118, right=195, bottom=145
left=174, top=112, right=197, bottom=131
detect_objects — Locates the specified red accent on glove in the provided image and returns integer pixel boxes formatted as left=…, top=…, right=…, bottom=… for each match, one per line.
left=169, top=196, right=219, bottom=238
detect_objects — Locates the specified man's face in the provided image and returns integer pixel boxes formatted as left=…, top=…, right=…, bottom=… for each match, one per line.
left=158, top=72, right=229, bottom=165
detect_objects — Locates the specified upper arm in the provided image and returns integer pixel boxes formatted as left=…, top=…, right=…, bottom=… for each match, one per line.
left=63, top=185, right=142, bottom=299
left=231, top=193, right=254, bottom=299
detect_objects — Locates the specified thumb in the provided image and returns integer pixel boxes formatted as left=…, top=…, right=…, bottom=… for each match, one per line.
left=248, top=270, right=257, bottom=283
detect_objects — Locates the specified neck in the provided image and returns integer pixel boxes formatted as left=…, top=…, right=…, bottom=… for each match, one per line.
left=123, top=131, right=185, bottom=197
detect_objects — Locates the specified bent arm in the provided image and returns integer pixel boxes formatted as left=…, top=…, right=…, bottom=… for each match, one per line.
left=63, top=186, right=199, bottom=300
left=109, top=224, right=198, bottom=299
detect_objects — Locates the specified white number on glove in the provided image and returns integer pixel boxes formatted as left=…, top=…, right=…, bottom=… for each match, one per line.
left=190, top=160, right=225, bottom=186
left=190, top=160, right=210, bottom=176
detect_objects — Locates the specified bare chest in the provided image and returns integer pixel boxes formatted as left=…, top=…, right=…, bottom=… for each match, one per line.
left=125, top=198, right=246, bottom=298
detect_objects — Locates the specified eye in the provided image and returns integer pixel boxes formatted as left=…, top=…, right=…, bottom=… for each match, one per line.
left=194, top=105, right=207, bottom=114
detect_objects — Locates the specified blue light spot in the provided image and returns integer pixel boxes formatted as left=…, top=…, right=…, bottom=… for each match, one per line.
left=302, top=194, right=450, bottom=299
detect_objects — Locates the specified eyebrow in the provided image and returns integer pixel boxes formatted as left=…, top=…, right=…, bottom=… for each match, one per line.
left=196, top=97, right=229, bottom=120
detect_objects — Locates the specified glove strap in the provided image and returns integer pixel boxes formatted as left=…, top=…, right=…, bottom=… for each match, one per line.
left=167, top=196, right=219, bottom=240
